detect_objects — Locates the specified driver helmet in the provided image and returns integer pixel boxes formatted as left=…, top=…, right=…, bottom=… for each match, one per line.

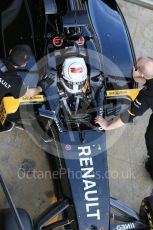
left=62, top=57, right=87, bottom=94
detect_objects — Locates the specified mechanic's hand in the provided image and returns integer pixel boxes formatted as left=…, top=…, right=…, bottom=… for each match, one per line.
left=38, top=73, right=55, bottom=91
left=23, top=87, right=42, bottom=99
left=23, top=88, right=36, bottom=99
left=94, top=117, right=108, bottom=130
left=132, top=66, right=146, bottom=84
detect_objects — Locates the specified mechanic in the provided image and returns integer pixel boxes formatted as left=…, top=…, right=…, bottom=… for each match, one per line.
left=0, top=44, right=53, bottom=132
left=95, top=57, right=153, bottom=180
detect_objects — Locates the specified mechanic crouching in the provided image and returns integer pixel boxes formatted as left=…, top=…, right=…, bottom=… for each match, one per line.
left=0, top=44, right=53, bottom=132
left=95, top=57, right=153, bottom=180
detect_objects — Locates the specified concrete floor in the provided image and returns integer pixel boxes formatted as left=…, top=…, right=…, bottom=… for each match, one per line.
left=0, top=129, right=53, bottom=219
left=111, top=0, right=153, bottom=211
left=0, top=0, right=153, bottom=223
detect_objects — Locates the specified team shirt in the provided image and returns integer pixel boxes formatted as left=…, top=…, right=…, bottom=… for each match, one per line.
left=0, top=60, right=27, bottom=101
left=120, top=79, right=153, bottom=123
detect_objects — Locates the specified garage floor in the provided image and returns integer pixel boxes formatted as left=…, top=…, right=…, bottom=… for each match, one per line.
left=0, top=0, right=153, bottom=222
left=0, top=129, right=53, bottom=219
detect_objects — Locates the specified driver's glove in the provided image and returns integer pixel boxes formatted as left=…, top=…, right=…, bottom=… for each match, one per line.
left=38, top=73, right=56, bottom=91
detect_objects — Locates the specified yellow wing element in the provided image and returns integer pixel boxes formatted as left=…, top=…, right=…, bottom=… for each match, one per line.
left=45, top=195, right=59, bottom=226
left=106, top=88, right=141, bottom=101
left=0, top=89, right=141, bottom=125
left=0, top=95, right=45, bottom=125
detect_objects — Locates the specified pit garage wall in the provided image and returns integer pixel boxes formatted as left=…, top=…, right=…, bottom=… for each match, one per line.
left=116, top=0, right=153, bottom=58
left=126, top=0, right=153, bottom=9
left=106, top=0, right=153, bottom=212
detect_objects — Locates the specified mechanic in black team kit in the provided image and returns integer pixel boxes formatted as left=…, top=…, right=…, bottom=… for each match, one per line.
left=0, top=44, right=53, bottom=132
left=95, top=57, right=153, bottom=180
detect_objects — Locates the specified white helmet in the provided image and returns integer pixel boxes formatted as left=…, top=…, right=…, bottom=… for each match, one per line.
left=61, top=57, right=87, bottom=94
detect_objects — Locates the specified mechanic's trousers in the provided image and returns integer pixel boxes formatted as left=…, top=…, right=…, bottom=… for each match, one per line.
left=0, top=120, right=13, bottom=132
left=145, top=113, right=153, bottom=162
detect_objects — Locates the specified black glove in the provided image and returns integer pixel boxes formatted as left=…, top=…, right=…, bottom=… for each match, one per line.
left=38, top=73, right=56, bottom=91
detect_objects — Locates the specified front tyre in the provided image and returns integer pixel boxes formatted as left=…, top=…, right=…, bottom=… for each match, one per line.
left=0, top=208, right=33, bottom=230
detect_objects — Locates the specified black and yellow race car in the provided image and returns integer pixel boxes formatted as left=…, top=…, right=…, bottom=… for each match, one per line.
left=0, top=0, right=152, bottom=230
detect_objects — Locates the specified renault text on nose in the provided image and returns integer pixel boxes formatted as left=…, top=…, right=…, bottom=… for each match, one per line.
left=78, top=146, right=100, bottom=220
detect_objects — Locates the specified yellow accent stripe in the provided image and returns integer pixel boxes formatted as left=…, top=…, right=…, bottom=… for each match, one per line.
left=127, top=109, right=135, bottom=117
left=82, top=79, right=90, bottom=93
left=3, top=95, right=45, bottom=114
left=0, top=95, right=45, bottom=125
left=45, top=196, right=59, bottom=226
left=106, top=88, right=141, bottom=101
left=0, top=102, right=7, bottom=125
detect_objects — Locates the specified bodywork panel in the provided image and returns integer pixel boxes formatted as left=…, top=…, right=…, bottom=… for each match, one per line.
left=59, top=130, right=110, bottom=229
left=88, top=0, right=135, bottom=79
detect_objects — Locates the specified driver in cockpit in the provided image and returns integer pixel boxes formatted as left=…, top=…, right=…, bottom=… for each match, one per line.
left=45, top=56, right=104, bottom=117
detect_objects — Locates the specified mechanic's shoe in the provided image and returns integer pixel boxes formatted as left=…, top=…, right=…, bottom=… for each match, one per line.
left=0, top=121, right=14, bottom=133
left=145, top=158, right=153, bottom=180
left=40, top=131, right=53, bottom=143
left=15, top=123, right=25, bottom=130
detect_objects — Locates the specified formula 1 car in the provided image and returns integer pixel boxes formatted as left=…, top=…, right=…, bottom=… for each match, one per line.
left=0, top=0, right=152, bottom=230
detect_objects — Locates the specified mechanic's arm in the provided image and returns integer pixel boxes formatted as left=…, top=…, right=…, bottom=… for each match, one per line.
left=95, top=117, right=124, bottom=130
left=95, top=89, right=149, bottom=130
left=23, top=86, right=42, bottom=99
left=23, top=73, right=55, bottom=99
